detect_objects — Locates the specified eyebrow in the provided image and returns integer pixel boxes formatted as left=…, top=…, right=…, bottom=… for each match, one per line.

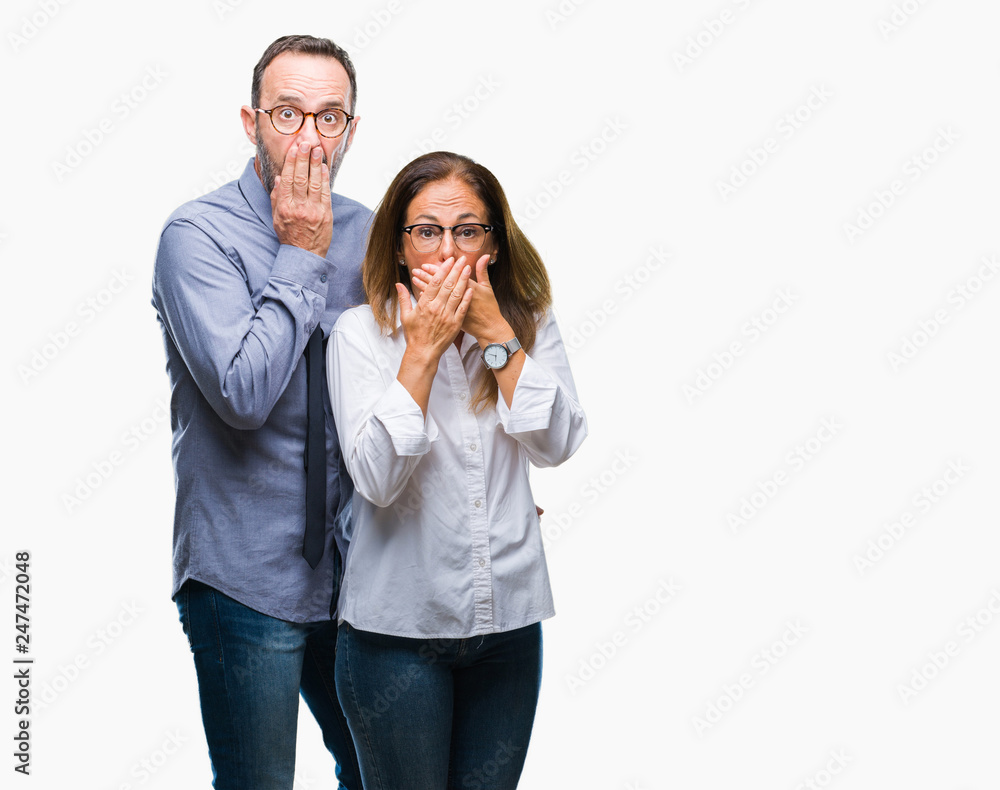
left=274, top=94, right=346, bottom=109
left=412, top=212, right=483, bottom=223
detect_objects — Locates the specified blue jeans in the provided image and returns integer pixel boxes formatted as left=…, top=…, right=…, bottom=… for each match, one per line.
left=335, top=621, right=542, bottom=790
left=176, top=580, right=361, bottom=789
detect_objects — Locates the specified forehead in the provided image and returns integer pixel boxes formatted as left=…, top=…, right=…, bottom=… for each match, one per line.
left=406, top=178, right=487, bottom=221
left=260, top=51, right=351, bottom=106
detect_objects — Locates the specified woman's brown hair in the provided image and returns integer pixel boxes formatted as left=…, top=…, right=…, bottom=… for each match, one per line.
left=363, top=151, right=552, bottom=412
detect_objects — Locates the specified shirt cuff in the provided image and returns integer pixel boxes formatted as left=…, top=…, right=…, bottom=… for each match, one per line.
left=270, top=244, right=336, bottom=296
left=496, top=354, right=557, bottom=434
left=372, top=379, right=440, bottom=456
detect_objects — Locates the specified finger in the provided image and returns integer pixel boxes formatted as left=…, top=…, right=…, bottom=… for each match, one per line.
left=270, top=175, right=281, bottom=209
left=438, top=255, right=466, bottom=294
left=308, top=146, right=323, bottom=197
left=396, top=283, right=412, bottom=319
left=448, top=265, right=472, bottom=303
left=442, top=258, right=464, bottom=292
left=320, top=160, right=330, bottom=201
left=422, top=257, right=454, bottom=302
left=411, top=269, right=431, bottom=289
left=455, top=279, right=474, bottom=319
left=475, top=254, right=491, bottom=286
left=292, top=142, right=311, bottom=200
left=279, top=146, right=297, bottom=199
left=420, top=261, right=440, bottom=276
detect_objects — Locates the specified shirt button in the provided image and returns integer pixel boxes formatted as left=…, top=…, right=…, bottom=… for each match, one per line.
left=470, top=443, right=477, bottom=451
left=320, top=273, right=328, bottom=283
left=478, top=558, right=486, bottom=567
left=474, top=500, right=481, bottom=508
left=458, top=392, right=467, bottom=401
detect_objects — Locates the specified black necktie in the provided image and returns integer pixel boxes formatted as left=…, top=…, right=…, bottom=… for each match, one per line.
left=303, top=326, right=325, bottom=569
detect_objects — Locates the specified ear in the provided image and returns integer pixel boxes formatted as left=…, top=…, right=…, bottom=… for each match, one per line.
left=342, top=114, right=360, bottom=155
left=240, top=105, right=258, bottom=145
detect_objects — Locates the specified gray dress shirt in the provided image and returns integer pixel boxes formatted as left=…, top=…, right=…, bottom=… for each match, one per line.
left=152, top=158, right=370, bottom=623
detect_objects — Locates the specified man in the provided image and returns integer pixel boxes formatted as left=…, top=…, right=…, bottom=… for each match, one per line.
left=152, top=35, right=367, bottom=789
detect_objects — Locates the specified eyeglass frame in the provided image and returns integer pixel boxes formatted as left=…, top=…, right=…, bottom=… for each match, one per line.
left=401, top=223, right=498, bottom=253
left=254, top=105, right=355, bottom=139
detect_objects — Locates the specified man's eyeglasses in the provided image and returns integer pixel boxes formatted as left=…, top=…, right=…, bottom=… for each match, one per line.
left=401, top=223, right=496, bottom=254
left=255, top=106, right=354, bottom=138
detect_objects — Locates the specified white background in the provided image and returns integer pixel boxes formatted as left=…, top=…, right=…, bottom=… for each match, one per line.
left=5, top=0, right=1000, bottom=787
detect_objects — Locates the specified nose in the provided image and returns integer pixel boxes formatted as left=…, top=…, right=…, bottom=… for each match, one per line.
left=438, top=228, right=457, bottom=261
left=294, top=113, right=323, bottom=149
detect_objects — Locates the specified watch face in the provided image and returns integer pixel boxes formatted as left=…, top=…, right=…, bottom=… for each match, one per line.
left=484, top=344, right=508, bottom=368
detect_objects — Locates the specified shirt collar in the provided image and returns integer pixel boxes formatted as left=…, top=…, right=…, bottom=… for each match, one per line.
left=238, top=157, right=275, bottom=233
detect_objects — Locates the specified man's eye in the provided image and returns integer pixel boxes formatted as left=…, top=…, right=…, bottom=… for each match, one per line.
left=278, top=108, right=298, bottom=121
left=320, top=112, right=338, bottom=125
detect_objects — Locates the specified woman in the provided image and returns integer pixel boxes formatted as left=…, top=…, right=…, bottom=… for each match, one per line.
left=327, top=151, right=587, bottom=789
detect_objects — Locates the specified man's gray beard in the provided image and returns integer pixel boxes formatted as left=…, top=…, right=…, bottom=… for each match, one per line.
left=255, top=119, right=345, bottom=194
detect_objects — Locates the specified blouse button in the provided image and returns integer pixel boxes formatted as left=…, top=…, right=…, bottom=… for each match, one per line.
left=474, top=500, right=481, bottom=508
left=470, top=443, right=477, bottom=451
left=478, top=558, right=486, bottom=567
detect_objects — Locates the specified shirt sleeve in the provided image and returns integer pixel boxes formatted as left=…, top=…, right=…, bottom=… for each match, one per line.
left=328, top=312, right=438, bottom=507
left=152, top=218, right=330, bottom=430
left=495, top=310, right=588, bottom=468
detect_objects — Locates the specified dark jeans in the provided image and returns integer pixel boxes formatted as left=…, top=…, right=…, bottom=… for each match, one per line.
left=335, top=621, right=542, bottom=790
left=176, top=580, right=361, bottom=789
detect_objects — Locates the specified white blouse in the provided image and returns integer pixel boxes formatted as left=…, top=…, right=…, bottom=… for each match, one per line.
left=327, top=299, right=588, bottom=638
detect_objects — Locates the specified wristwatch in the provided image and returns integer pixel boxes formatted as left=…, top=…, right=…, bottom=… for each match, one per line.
left=481, top=337, right=521, bottom=370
